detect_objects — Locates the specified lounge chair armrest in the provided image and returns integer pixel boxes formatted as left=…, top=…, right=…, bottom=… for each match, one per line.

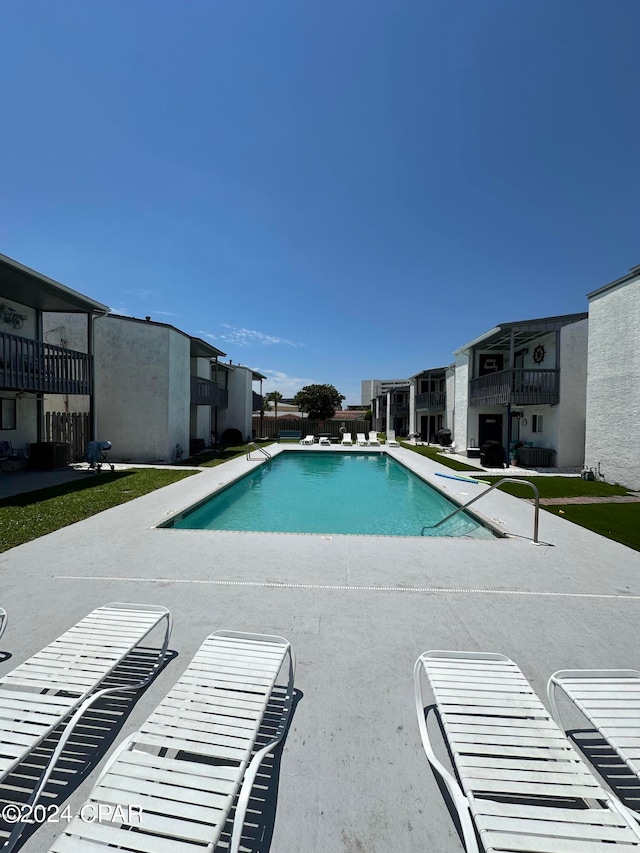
left=414, top=654, right=479, bottom=853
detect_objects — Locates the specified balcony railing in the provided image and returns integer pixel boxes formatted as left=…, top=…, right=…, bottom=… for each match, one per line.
left=252, top=392, right=263, bottom=413
left=0, top=331, right=92, bottom=395
left=415, top=391, right=446, bottom=409
left=191, top=375, right=219, bottom=406
left=469, top=368, right=559, bottom=407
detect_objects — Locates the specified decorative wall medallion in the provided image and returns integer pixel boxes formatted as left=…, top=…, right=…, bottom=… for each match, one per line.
left=533, top=345, right=545, bottom=364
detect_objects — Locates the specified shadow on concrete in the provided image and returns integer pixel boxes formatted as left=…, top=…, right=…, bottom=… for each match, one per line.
left=215, top=687, right=303, bottom=853
left=0, top=645, right=177, bottom=851
left=569, top=728, right=640, bottom=813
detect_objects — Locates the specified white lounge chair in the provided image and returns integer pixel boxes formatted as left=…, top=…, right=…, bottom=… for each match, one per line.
left=318, top=436, right=331, bottom=446
left=356, top=433, right=368, bottom=446
left=548, top=668, right=640, bottom=815
left=0, top=607, right=6, bottom=642
left=1, top=603, right=171, bottom=853
left=368, top=431, right=381, bottom=446
left=49, top=630, right=295, bottom=853
left=385, top=430, right=399, bottom=446
left=415, top=650, right=640, bottom=853
left=341, top=432, right=353, bottom=445
left=300, top=434, right=315, bottom=445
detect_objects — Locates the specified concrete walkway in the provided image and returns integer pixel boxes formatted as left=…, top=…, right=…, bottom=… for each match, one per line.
left=1, top=445, right=640, bottom=852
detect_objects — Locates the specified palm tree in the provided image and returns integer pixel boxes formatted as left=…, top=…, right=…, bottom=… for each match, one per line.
left=265, top=390, right=283, bottom=420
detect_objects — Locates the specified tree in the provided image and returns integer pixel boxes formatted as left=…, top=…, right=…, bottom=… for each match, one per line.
left=265, top=390, right=283, bottom=419
left=294, top=384, right=345, bottom=420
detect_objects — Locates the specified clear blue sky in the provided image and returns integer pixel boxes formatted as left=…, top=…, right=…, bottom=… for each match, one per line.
left=2, top=1, right=638, bottom=405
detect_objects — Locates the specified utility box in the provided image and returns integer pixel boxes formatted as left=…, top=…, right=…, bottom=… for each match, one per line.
left=28, top=442, right=72, bottom=470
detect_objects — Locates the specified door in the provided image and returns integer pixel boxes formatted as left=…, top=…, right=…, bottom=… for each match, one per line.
left=478, top=414, right=503, bottom=447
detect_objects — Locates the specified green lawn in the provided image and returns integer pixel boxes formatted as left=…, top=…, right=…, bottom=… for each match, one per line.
left=544, top=503, right=640, bottom=552
left=0, top=468, right=197, bottom=553
left=481, top=476, right=630, bottom=499
left=399, top=441, right=487, bottom=473
left=177, top=443, right=272, bottom=467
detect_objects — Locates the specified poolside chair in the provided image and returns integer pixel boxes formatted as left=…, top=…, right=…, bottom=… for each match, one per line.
left=548, top=668, right=640, bottom=817
left=356, top=433, right=368, bottom=446
left=385, top=430, right=399, bottom=447
left=415, top=650, right=640, bottom=852
left=318, top=436, right=332, bottom=446
left=300, top=434, right=315, bottom=445
left=0, top=607, right=6, bottom=641
left=49, top=630, right=295, bottom=853
left=0, top=602, right=171, bottom=853
left=341, top=432, right=353, bottom=445
left=368, top=431, right=381, bottom=446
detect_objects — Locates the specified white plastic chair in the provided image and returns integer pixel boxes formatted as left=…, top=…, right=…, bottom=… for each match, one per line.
left=385, top=430, right=399, bottom=446
left=341, top=433, right=353, bottom=445
left=49, top=630, right=295, bottom=853
left=368, top=431, right=381, bottom=446
left=415, top=650, right=640, bottom=852
left=300, top=434, right=315, bottom=444
left=1, top=603, right=172, bottom=853
left=356, top=433, right=368, bottom=445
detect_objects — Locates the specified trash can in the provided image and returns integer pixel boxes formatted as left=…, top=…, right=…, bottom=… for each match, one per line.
left=437, top=428, right=452, bottom=447
left=28, top=442, right=72, bottom=470
left=480, top=440, right=506, bottom=468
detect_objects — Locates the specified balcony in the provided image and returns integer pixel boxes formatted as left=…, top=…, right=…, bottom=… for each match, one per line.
left=0, top=331, right=92, bottom=395
left=252, top=392, right=263, bottom=413
left=190, top=376, right=229, bottom=408
left=415, top=391, right=446, bottom=409
left=469, top=368, right=559, bottom=407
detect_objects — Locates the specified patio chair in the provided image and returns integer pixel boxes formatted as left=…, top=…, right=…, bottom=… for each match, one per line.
left=368, top=431, right=381, bottom=446
left=300, top=434, right=315, bottom=445
left=318, top=436, right=332, bottom=446
left=415, top=650, right=640, bottom=852
left=385, top=430, right=399, bottom=447
left=0, top=607, right=6, bottom=641
left=0, top=602, right=172, bottom=853
left=341, top=432, right=353, bottom=445
left=48, top=630, right=295, bottom=853
left=548, top=668, right=640, bottom=816
left=356, top=433, right=369, bottom=446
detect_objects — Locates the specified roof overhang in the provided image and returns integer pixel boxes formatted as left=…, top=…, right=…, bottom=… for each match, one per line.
left=588, top=264, right=640, bottom=300
left=408, top=365, right=451, bottom=380
left=0, top=252, right=110, bottom=313
left=190, top=336, right=226, bottom=359
left=454, top=313, right=588, bottom=354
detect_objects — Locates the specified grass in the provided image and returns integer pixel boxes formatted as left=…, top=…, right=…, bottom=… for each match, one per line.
left=0, top=468, right=197, bottom=553
left=399, top=441, right=487, bottom=473
left=177, top=443, right=271, bottom=468
left=544, top=503, right=640, bottom=552
left=481, top=476, right=630, bottom=499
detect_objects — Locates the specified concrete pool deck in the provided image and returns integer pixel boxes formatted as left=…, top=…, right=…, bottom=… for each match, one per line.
left=2, top=445, right=640, bottom=852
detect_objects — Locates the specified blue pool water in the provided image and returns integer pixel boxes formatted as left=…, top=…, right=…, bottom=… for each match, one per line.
left=167, top=452, right=495, bottom=538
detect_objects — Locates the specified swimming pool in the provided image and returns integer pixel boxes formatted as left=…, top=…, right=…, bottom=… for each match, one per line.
left=165, top=452, right=495, bottom=538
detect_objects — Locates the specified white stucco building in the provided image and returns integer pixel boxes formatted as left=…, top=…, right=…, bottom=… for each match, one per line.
left=1, top=253, right=109, bottom=460
left=585, top=265, right=640, bottom=489
left=452, top=313, right=589, bottom=467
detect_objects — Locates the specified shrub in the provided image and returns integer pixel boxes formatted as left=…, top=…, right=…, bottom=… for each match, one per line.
left=221, top=427, right=243, bottom=445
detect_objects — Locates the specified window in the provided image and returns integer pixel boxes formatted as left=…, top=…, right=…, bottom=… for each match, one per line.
left=532, top=414, right=543, bottom=433
left=1, top=398, right=17, bottom=430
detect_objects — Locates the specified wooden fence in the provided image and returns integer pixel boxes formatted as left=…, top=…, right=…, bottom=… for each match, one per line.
left=44, top=411, right=90, bottom=461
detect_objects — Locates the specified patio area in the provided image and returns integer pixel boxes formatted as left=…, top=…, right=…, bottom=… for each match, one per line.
left=2, top=445, right=640, bottom=852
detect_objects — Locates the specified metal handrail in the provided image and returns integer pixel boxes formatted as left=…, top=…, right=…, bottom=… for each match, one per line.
left=246, top=442, right=272, bottom=461
left=422, top=477, right=540, bottom=543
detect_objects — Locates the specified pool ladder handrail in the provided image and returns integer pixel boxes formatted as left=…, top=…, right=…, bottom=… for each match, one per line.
left=246, top=442, right=272, bottom=461
left=421, top=477, right=540, bottom=544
